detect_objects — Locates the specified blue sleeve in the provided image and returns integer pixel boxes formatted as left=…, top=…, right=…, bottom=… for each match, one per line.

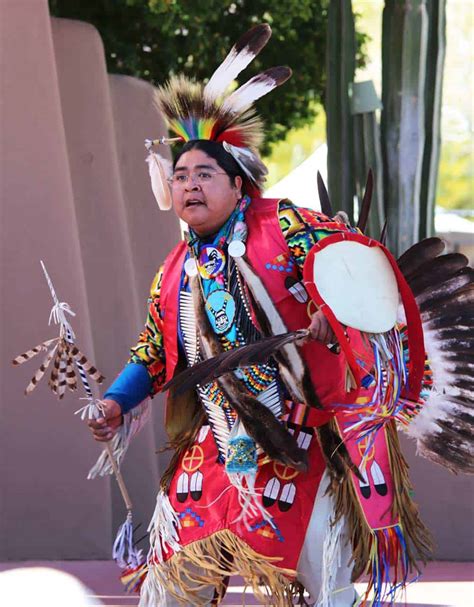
left=104, top=362, right=152, bottom=414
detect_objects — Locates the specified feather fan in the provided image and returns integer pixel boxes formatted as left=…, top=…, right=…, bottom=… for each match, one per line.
left=399, top=239, right=474, bottom=473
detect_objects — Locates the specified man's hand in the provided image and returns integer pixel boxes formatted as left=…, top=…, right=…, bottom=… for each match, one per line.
left=308, top=309, right=336, bottom=344
left=87, top=399, right=123, bottom=442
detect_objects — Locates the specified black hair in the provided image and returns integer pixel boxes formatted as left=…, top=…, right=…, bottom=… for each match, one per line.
left=173, top=139, right=246, bottom=191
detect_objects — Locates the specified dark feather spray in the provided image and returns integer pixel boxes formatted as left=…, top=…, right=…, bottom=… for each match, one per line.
left=162, top=329, right=309, bottom=396
left=190, top=275, right=309, bottom=471
left=398, top=238, right=474, bottom=473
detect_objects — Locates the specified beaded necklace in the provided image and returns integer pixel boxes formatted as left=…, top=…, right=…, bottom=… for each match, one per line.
left=182, top=196, right=278, bottom=395
left=186, top=196, right=250, bottom=343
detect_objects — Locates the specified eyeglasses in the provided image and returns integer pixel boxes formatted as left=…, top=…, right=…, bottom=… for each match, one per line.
left=168, top=170, right=228, bottom=187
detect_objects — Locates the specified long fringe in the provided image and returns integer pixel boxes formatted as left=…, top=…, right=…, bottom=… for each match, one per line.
left=87, top=400, right=151, bottom=479
left=385, top=423, right=433, bottom=565
left=317, top=515, right=345, bottom=607
left=332, top=420, right=432, bottom=601
left=144, top=529, right=298, bottom=606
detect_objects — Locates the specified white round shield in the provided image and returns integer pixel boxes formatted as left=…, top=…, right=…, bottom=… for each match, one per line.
left=311, top=240, right=399, bottom=333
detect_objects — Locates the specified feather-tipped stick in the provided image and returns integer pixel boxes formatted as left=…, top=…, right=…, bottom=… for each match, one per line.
left=317, top=172, right=333, bottom=217
left=35, top=263, right=138, bottom=562
left=204, top=24, right=272, bottom=103
left=397, top=237, right=445, bottom=278
left=162, top=329, right=309, bottom=395
left=356, top=169, right=373, bottom=233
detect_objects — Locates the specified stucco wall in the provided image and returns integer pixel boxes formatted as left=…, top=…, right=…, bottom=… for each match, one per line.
left=0, top=2, right=179, bottom=560
left=0, top=1, right=472, bottom=562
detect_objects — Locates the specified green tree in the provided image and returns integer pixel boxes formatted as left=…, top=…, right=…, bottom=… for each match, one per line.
left=49, top=0, right=333, bottom=152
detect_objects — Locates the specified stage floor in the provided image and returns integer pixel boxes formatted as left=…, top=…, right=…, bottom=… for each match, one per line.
left=0, top=560, right=472, bottom=606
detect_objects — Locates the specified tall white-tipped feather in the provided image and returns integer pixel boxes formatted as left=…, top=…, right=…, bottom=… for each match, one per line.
left=203, top=24, right=272, bottom=103
left=222, top=67, right=292, bottom=113
left=146, top=152, right=172, bottom=211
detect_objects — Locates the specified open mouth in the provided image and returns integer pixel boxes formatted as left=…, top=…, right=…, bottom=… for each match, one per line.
left=184, top=199, right=205, bottom=208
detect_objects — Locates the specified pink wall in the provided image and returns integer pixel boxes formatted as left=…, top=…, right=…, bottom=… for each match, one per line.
left=0, top=2, right=472, bottom=561
left=0, top=2, right=180, bottom=560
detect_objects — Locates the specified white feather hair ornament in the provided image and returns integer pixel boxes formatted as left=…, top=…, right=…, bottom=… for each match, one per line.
left=146, top=151, right=173, bottom=211
left=222, top=141, right=268, bottom=185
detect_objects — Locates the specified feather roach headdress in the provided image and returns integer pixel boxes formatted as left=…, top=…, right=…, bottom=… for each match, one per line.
left=145, top=24, right=292, bottom=208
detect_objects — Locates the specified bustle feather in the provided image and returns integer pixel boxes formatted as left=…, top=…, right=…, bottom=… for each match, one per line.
left=398, top=238, right=474, bottom=473
left=397, top=237, right=446, bottom=278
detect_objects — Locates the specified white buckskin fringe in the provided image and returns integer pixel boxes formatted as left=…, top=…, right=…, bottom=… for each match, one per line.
left=88, top=399, right=151, bottom=479
left=139, top=566, right=167, bottom=607
left=147, top=490, right=182, bottom=563
left=142, top=528, right=297, bottom=606
left=317, top=515, right=345, bottom=607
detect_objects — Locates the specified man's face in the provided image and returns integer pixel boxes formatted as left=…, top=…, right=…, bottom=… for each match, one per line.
left=171, top=149, right=242, bottom=236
